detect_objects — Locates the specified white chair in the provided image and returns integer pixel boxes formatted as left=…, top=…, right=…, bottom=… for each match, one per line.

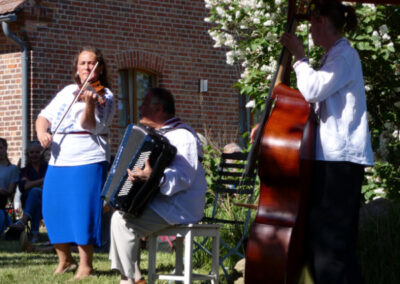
left=147, top=223, right=221, bottom=284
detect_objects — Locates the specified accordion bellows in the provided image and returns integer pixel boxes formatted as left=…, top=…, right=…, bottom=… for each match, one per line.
left=101, top=124, right=177, bottom=216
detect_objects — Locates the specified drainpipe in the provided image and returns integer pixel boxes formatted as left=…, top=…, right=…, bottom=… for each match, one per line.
left=1, top=14, right=29, bottom=167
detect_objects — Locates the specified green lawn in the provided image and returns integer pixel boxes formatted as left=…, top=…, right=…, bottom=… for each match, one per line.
left=0, top=238, right=116, bottom=283
left=0, top=235, right=225, bottom=284
left=0, top=236, right=205, bottom=284
left=1, top=198, right=399, bottom=284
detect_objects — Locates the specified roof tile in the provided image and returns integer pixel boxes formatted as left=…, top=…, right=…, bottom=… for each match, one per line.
left=0, top=0, right=26, bottom=15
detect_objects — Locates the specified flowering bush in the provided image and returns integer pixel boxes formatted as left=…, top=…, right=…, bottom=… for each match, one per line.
left=352, top=4, right=400, bottom=201
left=205, top=0, right=289, bottom=110
left=204, top=0, right=400, bottom=201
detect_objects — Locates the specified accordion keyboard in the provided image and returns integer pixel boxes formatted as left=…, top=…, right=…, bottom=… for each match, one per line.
left=101, top=124, right=177, bottom=216
left=118, top=150, right=152, bottom=197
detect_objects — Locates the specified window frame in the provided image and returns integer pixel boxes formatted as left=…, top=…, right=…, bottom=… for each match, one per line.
left=117, top=68, right=158, bottom=137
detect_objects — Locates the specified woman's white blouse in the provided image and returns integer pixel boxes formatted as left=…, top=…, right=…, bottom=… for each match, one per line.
left=293, top=38, right=374, bottom=166
left=39, top=84, right=115, bottom=166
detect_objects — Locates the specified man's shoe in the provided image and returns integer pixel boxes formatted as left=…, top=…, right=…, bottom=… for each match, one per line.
left=20, top=231, right=35, bottom=252
left=10, top=220, right=26, bottom=230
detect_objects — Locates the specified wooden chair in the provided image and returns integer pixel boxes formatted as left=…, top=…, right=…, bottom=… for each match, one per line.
left=145, top=151, right=256, bottom=283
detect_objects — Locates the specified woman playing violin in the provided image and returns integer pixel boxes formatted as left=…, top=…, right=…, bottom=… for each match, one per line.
left=36, top=46, right=115, bottom=279
left=280, top=0, right=373, bottom=283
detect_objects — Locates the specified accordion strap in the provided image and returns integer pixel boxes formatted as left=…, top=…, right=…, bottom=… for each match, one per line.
left=158, top=126, right=203, bottom=163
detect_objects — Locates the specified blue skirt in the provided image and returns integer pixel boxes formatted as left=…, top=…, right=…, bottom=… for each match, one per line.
left=42, top=162, right=106, bottom=246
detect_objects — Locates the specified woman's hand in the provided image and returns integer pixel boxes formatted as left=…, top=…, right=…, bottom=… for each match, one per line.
left=250, top=124, right=260, bottom=144
left=280, top=32, right=305, bottom=61
left=80, top=89, right=98, bottom=105
left=37, top=132, right=52, bottom=148
left=80, top=89, right=98, bottom=130
left=36, top=116, right=52, bottom=148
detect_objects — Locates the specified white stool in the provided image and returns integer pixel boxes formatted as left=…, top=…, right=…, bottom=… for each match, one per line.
left=147, top=223, right=221, bottom=284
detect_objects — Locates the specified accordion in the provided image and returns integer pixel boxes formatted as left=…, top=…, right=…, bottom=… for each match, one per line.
left=101, top=124, right=177, bottom=216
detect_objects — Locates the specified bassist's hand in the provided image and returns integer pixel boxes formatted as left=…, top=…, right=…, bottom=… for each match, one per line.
left=280, top=32, right=305, bottom=61
left=250, top=124, right=260, bottom=144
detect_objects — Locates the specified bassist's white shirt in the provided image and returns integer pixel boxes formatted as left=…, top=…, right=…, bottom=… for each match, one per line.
left=294, top=38, right=374, bottom=166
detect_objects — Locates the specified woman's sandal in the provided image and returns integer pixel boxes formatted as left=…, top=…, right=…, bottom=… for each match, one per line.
left=54, top=262, right=78, bottom=276
left=62, top=263, right=78, bottom=273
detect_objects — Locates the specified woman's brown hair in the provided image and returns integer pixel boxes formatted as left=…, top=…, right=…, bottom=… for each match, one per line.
left=311, top=0, right=357, bottom=32
left=72, top=45, right=110, bottom=88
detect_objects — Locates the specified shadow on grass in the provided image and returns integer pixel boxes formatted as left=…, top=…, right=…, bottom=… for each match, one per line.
left=92, top=268, right=119, bottom=277
left=358, top=198, right=400, bottom=284
left=0, top=237, right=58, bottom=269
left=0, top=253, right=58, bottom=268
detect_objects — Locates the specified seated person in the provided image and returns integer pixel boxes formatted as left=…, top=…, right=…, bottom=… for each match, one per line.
left=10, top=141, right=48, bottom=243
left=109, top=87, right=207, bottom=284
left=0, top=138, right=19, bottom=234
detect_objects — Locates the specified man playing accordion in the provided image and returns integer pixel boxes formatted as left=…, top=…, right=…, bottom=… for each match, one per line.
left=109, top=87, right=207, bottom=284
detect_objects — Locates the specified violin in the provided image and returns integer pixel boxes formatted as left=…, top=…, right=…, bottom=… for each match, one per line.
left=53, top=61, right=101, bottom=135
left=77, top=80, right=106, bottom=106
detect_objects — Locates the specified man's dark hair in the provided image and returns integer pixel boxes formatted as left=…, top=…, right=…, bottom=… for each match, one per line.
left=148, top=87, right=175, bottom=116
left=0, top=137, right=11, bottom=166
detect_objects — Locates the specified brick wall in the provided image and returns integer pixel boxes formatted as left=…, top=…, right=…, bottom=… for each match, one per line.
left=0, top=0, right=241, bottom=163
left=0, top=52, right=22, bottom=165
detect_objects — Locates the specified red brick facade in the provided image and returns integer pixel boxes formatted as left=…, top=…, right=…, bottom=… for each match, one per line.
left=0, top=51, right=23, bottom=163
left=0, top=0, right=241, bottom=164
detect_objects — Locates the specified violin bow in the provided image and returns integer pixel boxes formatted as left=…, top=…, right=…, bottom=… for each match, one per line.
left=52, top=61, right=99, bottom=136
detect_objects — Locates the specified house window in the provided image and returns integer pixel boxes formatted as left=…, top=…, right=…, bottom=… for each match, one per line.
left=117, top=69, right=157, bottom=139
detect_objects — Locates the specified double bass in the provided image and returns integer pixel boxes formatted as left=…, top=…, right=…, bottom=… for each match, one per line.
left=244, top=0, right=315, bottom=283
left=244, top=0, right=397, bottom=283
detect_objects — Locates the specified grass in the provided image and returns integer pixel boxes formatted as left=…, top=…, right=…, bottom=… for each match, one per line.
left=1, top=198, right=398, bottom=284
left=0, top=234, right=224, bottom=284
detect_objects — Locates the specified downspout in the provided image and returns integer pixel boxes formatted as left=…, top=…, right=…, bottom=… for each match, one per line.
left=1, top=14, right=29, bottom=167
left=237, top=90, right=246, bottom=148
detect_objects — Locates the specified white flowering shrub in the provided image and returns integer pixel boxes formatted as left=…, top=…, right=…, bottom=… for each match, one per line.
left=205, top=0, right=293, bottom=110
left=205, top=1, right=400, bottom=201
left=353, top=4, right=400, bottom=202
